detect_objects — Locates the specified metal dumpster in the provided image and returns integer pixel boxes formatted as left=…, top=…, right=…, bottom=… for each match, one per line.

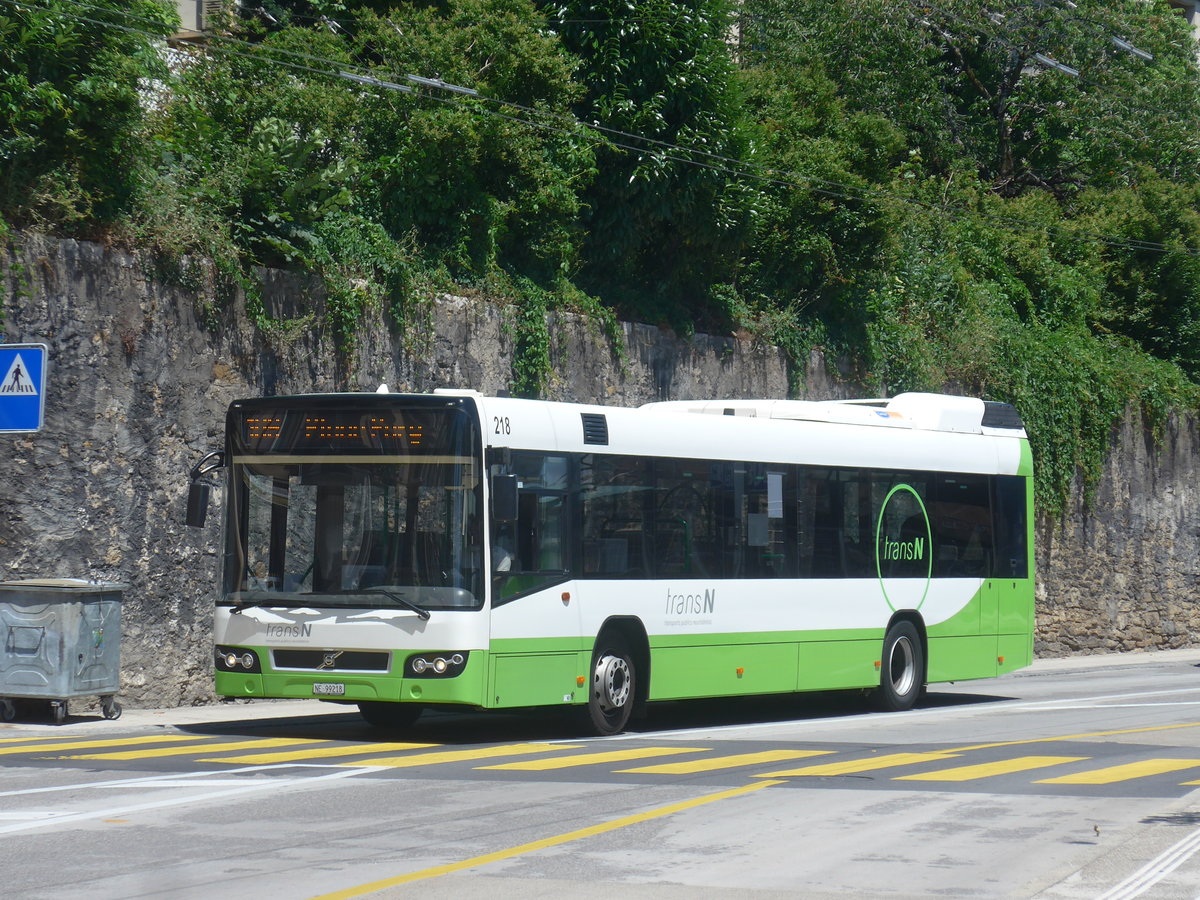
left=0, top=578, right=125, bottom=723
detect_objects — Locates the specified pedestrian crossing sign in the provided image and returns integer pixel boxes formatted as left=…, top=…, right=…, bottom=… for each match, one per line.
left=0, top=343, right=47, bottom=432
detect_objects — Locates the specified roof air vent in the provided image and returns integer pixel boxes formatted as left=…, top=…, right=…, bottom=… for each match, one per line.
left=981, top=402, right=1024, bottom=430
left=581, top=413, right=609, bottom=445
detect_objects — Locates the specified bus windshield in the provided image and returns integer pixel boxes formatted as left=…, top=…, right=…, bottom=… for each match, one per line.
left=221, top=399, right=483, bottom=611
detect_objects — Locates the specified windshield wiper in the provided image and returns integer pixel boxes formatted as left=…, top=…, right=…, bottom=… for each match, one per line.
left=365, top=588, right=431, bottom=620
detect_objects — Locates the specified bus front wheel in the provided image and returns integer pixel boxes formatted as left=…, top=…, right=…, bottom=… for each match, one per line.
left=358, top=701, right=423, bottom=730
left=582, top=635, right=636, bottom=735
left=873, top=621, right=923, bottom=712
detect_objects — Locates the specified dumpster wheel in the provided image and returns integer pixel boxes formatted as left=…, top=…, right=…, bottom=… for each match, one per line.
left=0, top=699, right=14, bottom=722
left=50, top=700, right=66, bottom=725
left=101, top=696, right=121, bottom=720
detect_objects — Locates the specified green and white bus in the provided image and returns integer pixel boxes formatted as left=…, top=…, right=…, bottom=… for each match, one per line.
left=186, top=388, right=1034, bottom=735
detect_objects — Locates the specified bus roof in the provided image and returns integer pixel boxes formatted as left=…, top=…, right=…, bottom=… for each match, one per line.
left=430, top=390, right=1030, bottom=476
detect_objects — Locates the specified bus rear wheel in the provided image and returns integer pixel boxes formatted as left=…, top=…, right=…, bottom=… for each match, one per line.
left=358, top=701, right=423, bottom=730
left=873, top=621, right=923, bottom=712
left=582, top=635, right=635, bottom=736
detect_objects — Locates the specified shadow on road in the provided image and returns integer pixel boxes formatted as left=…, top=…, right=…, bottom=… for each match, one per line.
left=174, top=687, right=1016, bottom=745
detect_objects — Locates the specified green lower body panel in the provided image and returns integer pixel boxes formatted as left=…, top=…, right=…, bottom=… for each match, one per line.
left=998, top=632, right=1033, bottom=674
left=647, top=635, right=885, bottom=700
left=926, top=634, right=998, bottom=683
left=649, top=642, right=799, bottom=700
left=489, top=651, right=589, bottom=708
left=798, top=639, right=882, bottom=691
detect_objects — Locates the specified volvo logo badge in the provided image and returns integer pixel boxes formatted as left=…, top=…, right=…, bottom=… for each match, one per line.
left=317, top=650, right=343, bottom=670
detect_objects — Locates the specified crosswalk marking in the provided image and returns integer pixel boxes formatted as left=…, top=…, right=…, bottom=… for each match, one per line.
left=478, top=747, right=708, bottom=771
left=895, top=755, right=1087, bottom=782
left=0, top=735, right=206, bottom=756
left=202, top=742, right=438, bottom=765
left=1039, top=759, right=1200, bottom=785
left=755, top=752, right=961, bottom=778
left=343, top=743, right=575, bottom=768
left=64, top=738, right=321, bottom=761
left=4, top=730, right=1199, bottom=793
left=616, top=749, right=832, bottom=775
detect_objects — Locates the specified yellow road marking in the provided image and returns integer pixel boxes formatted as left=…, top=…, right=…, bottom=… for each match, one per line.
left=341, top=743, right=575, bottom=768
left=756, top=752, right=960, bottom=778
left=895, top=755, right=1086, bottom=782
left=308, top=778, right=785, bottom=900
left=0, top=735, right=207, bottom=756
left=617, top=749, right=832, bottom=775
left=203, top=742, right=438, bottom=764
left=945, top=721, right=1200, bottom=753
left=0, top=737, right=59, bottom=744
left=65, top=738, right=320, bottom=760
left=1038, top=758, right=1200, bottom=785
left=479, top=747, right=708, bottom=771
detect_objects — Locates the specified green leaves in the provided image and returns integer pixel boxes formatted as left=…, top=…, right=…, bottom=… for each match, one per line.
left=0, top=0, right=172, bottom=228
left=3, top=0, right=1200, bottom=496
left=547, top=0, right=752, bottom=328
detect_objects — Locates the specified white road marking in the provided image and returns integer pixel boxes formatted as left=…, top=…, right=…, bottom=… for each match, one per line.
left=1094, top=822, right=1200, bottom=900
left=0, top=764, right=384, bottom=834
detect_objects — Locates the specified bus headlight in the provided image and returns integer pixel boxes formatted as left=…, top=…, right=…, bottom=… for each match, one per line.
left=405, top=652, right=468, bottom=678
left=215, top=646, right=261, bottom=673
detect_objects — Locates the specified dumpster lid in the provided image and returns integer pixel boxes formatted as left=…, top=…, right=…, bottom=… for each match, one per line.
left=0, top=578, right=129, bottom=592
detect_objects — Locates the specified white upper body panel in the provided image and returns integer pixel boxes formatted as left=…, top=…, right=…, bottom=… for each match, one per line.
left=459, top=391, right=1026, bottom=476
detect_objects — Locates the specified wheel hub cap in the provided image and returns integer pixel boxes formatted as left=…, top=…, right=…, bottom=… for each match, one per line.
left=594, top=653, right=631, bottom=711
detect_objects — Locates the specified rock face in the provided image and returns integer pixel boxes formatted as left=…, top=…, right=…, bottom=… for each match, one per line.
left=1034, top=409, right=1200, bottom=656
left=1, top=234, right=1197, bottom=706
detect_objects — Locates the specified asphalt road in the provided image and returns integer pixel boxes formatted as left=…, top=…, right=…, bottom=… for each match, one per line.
left=2, top=649, right=1200, bottom=899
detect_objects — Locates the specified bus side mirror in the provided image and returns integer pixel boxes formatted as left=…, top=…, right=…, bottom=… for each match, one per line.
left=492, top=474, right=518, bottom=522
left=186, top=449, right=226, bottom=529
left=186, top=481, right=211, bottom=529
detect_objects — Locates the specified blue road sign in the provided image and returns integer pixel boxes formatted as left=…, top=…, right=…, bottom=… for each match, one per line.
left=0, top=343, right=48, bottom=433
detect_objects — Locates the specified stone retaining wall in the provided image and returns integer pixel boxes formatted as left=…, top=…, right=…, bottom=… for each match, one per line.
left=1, top=233, right=1196, bottom=706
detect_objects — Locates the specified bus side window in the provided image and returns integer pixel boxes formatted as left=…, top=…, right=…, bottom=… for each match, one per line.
left=493, top=452, right=569, bottom=600
left=581, top=454, right=651, bottom=577
left=991, top=475, right=1029, bottom=578
left=930, top=475, right=991, bottom=578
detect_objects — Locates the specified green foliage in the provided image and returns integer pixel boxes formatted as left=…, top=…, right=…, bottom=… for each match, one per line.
left=739, top=0, right=1200, bottom=513
left=744, top=0, right=1200, bottom=198
left=351, top=2, right=591, bottom=285
left=860, top=187, right=1199, bottom=512
left=544, top=0, right=754, bottom=329
left=4, top=0, right=1200, bottom=516
left=0, top=0, right=173, bottom=230
left=1074, top=178, right=1200, bottom=378
left=509, top=278, right=553, bottom=398
left=130, top=0, right=593, bottom=352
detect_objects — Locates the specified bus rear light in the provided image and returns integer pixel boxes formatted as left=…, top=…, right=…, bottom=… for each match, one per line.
left=405, top=652, right=468, bottom=678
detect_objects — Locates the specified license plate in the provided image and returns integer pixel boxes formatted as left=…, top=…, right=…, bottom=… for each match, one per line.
left=312, top=682, right=345, bottom=696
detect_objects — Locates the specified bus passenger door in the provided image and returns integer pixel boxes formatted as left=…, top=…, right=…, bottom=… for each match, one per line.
left=488, top=454, right=583, bottom=709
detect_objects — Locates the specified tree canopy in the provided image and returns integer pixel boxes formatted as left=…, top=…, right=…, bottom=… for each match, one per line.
left=3, top=0, right=1199, bottom=508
